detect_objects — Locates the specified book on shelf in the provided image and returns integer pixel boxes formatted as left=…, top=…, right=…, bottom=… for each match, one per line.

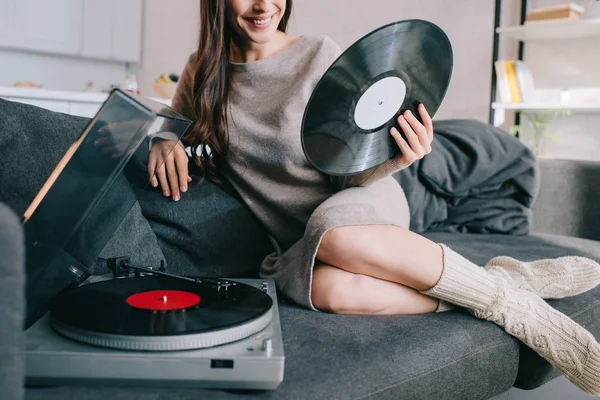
left=525, top=2, right=584, bottom=23
left=495, top=60, right=536, bottom=104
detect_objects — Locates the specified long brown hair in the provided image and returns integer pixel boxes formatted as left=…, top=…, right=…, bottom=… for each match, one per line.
left=187, top=0, right=294, bottom=183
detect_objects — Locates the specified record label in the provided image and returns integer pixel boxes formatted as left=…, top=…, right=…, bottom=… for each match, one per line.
left=126, top=290, right=201, bottom=310
left=354, top=76, right=406, bottom=130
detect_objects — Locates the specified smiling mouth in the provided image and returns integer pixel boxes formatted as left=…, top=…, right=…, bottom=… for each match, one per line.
left=244, top=13, right=277, bottom=26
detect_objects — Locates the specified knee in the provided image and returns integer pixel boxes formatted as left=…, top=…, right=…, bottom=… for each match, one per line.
left=317, top=227, right=357, bottom=263
left=311, top=264, right=363, bottom=314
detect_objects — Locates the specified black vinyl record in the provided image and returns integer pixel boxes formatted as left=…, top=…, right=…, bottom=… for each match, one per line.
left=50, top=276, right=273, bottom=347
left=301, top=19, right=453, bottom=176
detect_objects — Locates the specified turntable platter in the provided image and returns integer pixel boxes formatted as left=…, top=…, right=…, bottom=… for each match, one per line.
left=50, top=276, right=273, bottom=351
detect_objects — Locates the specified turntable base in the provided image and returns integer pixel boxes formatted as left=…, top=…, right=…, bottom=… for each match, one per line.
left=25, top=279, right=284, bottom=390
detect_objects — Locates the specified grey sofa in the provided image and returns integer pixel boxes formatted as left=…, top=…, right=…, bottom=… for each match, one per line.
left=1, top=98, right=600, bottom=400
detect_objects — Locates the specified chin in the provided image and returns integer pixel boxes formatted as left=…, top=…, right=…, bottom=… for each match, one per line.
left=247, top=31, right=278, bottom=45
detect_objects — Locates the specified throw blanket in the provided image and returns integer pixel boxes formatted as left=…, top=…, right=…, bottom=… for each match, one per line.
left=394, top=119, right=540, bottom=235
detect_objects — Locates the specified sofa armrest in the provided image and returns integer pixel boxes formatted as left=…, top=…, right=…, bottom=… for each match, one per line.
left=531, top=158, right=600, bottom=241
left=0, top=203, right=24, bottom=400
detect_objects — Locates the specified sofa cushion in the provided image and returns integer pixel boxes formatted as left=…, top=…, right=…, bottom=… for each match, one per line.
left=136, top=173, right=274, bottom=278
left=25, top=231, right=600, bottom=400
left=0, top=99, right=165, bottom=272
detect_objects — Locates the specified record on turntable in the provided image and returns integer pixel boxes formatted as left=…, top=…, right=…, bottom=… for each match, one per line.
left=26, top=267, right=285, bottom=389
left=22, top=88, right=285, bottom=390
left=50, top=271, right=274, bottom=351
left=301, top=19, right=453, bottom=176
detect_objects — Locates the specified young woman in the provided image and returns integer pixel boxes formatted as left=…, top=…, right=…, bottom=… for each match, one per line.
left=149, top=0, right=600, bottom=395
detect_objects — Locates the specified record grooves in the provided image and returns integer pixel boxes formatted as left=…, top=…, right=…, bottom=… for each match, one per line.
left=49, top=275, right=274, bottom=351
left=301, top=19, right=453, bottom=176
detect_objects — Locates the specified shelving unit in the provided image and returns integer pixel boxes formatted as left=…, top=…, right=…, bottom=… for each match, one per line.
left=488, top=1, right=600, bottom=126
left=496, top=18, right=600, bottom=41
left=491, top=102, right=600, bottom=112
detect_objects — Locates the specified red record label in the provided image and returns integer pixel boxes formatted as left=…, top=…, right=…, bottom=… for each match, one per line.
left=126, top=290, right=200, bottom=310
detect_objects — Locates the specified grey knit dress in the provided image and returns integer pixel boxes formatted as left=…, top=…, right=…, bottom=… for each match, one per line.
left=172, top=35, right=410, bottom=311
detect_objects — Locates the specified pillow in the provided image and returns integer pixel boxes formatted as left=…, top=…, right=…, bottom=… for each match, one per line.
left=0, top=99, right=166, bottom=272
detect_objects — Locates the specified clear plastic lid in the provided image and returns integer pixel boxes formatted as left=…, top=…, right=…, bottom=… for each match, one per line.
left=24, top=89, right=192, bottom=325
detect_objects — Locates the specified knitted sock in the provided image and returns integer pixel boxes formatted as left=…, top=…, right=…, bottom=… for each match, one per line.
left=485, top=255, right=600, bottom=299
left=421, top=244, right=600, bottom=396
left=434, top=300, right=455, bottom=312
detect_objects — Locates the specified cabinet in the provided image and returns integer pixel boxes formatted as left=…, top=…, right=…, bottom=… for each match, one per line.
left=81, top=0, right=114, bottom=59
left=0, top=0, right=142, bottom=63
left=0, top=87, right=171, bottom=118
left=82, top=0, right=142, bottom=63
left=111, top=0, right=142, bottom=62
left=0, top=0, right=17, bottom=47
left=14, top=0, right=82, bottom=55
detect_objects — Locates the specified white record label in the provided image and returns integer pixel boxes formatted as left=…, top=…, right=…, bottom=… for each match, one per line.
left=354, top=76, right=406, bottom=130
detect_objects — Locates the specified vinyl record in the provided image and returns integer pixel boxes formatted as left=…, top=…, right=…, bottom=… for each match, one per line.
left=301, top=19, right=453, bottom=176
left=49, top=276, right=273, bottom=351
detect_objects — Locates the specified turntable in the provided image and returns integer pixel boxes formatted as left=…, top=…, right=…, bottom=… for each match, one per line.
left=23, top=89, right=285, bottom=390
left=25, top=273, right=284, bottom=389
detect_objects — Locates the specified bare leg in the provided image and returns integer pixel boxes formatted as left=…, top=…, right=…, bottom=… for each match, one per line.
left=317, top=225, right=443, bottom=290
left=311, top=263, right=438, bottom=315
left=313, top=225, right=600, bottom=395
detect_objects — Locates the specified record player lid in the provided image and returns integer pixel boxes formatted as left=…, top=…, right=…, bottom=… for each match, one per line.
left=23, top=89, right=191, bottom=325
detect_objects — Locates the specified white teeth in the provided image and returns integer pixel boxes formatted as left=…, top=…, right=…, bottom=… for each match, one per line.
left=251, top=17, right=271, bottom=25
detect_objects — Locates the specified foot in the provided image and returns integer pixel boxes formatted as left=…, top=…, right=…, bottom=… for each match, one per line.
left=473, top=281, right=600, bottom=396
left=422, top=244, right=600, bottom=395
left=485, top=256, right=600, bottom=299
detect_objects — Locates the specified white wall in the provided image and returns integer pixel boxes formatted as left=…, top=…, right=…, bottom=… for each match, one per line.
left=135, top=0, right=200, bottom=97
left=287, top=0, right=498, bottom=122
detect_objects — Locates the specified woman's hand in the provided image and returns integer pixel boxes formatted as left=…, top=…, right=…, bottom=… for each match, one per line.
left=148, top=140, right=192, bottom=201
left=389, top=103, right=434, bottom=167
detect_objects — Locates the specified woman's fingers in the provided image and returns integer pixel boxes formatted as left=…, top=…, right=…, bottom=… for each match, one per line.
left=149, top=141, right=190, bottom=201
left=148, top=150, right=159, bottom=188
left=389, top=127, right=415, bottom=165
left=175, top=150, right=189, bottom=193
left=397, top=114, right=424, bottom=158
left=403, top=110, right=431, bottom=153
left=165, top=157, right=180, bottom=201
left=156, top=163, right=170, bottom=197
left=418, top=103, right=434, bottom=143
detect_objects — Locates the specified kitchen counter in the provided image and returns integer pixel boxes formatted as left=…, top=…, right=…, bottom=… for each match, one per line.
left=0, top=87, right=171, bottom=117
